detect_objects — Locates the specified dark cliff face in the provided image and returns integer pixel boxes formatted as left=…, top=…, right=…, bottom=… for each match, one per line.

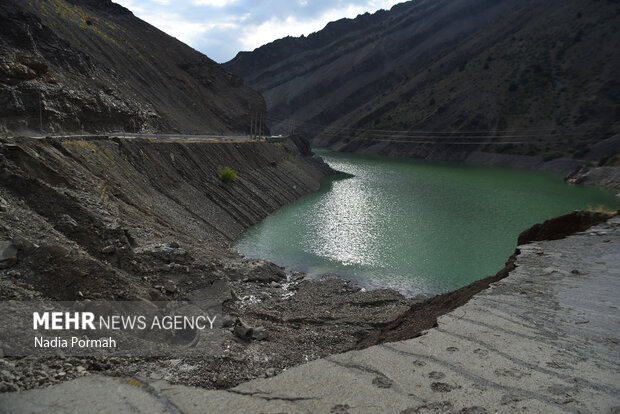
left=225, top=0, right=620, bottom=163
left=0, top=137, right=333, bottom=301
left=0, top=0, right=266, bottom=134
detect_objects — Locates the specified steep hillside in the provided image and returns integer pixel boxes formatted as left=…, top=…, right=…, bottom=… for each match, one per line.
left=0, top=0, right=266, bottom=134
left=225, top=0, right=620, bottom=165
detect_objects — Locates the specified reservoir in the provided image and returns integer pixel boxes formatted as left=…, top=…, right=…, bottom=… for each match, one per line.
left=235, top=149, right=617, bottom=296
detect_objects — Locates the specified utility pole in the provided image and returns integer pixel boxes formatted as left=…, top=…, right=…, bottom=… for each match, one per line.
left=250, top=110, right=255, bottom=139
left=39, top=91, right=43, bottom=132
left=253, top=111, right=258, bottom=139
left=252, top=111, right=256, bottom=139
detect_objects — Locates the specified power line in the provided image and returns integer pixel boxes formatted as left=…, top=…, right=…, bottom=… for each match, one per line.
left=263, top=115, right=618, bottom=146
left=264, top=113, right=620, bottom=136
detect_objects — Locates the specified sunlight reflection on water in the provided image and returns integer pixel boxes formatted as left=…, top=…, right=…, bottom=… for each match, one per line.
left=235, top=149, right=617, bottom=296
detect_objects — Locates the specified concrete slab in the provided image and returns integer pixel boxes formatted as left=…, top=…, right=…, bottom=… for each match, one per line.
left=1, top=218, right=619, bottom=413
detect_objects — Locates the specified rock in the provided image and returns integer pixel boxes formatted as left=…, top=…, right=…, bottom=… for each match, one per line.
left=149, top=289, right=167, bottom=301
left=56, top=214, right=78, bottom=231
left=221, top=315, right=235, bottom=328
left=11, top=235, right=38, bottom=253
left=214, top=375, right=227, bottom=387
left=243, top=260, right=286, bottom=283
left=101, top=245, right=116, bottom=254
left=412, top=294, right=428, bottom=303
left=0, top=197, right=8, bottom=212
left=233, top=324, right=253, bottom=340
left=164, top=280, right=177, bottom=293
left=253, top=326, right=268, bottom=341
left=0, top=370, right=14, bottom=381
left=230, top=288, right=241, bottom=302
left=289, top=272, right=305, bottom=282
left=169, top=241, right=180, bottom=248
left=270, top=281, right=281, bottom=288
left=265, top=368, right=276, bottom=377
left=0, top=241, right=18, bottom=269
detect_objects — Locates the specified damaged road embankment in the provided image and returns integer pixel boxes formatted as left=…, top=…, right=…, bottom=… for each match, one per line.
left=0, top=135, right=616, bottom=396
left=0, top=135, right=422, bottom=392
left=0, top=135, right=336, bottom=301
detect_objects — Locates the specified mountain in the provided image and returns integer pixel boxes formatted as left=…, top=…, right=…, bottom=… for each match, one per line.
left=225, top=0, right=620, bottom=165
left=0, top=0, right=266, bottom=134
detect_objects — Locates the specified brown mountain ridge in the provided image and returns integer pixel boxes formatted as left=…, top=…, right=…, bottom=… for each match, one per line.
left=225, top=0, right=620, bottom=167
left=0, top=0, right=266, bottom=134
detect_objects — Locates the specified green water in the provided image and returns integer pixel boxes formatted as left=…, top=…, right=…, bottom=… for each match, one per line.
left=235, top=149, right=617, bottom=296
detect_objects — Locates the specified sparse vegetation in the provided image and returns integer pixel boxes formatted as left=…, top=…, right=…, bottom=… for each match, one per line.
left=496, top=143, right=516, bottom=153
left=586, top=205, right=616, bottom=215
left=543, top=151, right=563, bottom=161
left=572, top=147, right=590, bottom=158
left=603, top=153, right=620, bottom=166
left=218, top=166, right=237, bottom=182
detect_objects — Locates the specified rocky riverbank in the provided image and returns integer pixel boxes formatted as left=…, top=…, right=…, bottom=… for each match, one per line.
left=0, top=135, right=425, bottom=392
left=0, top=136, right=616, bottom=394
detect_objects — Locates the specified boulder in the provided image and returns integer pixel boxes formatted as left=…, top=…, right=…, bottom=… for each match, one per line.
left=164, top=280, right=178, bottom=293
left=232, top=319, right=268, bottom=341
left=11, top=235, right=38, bottom=253
left=101, top=245, right=116, bottom=254
left=233, top=324, right=253, bottom=340
left=252, top=326, right=268, bottom=341
left=243, top=260, right=286, bottom=283
left=0, top=241, right=18, bottom=269
left=56, top=214, right=78, bottom=231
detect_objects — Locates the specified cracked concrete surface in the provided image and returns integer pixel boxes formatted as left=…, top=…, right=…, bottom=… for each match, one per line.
left=1, top=217, right=619, bottom=413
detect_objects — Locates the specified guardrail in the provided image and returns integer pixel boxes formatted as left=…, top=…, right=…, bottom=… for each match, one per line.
left=8, top=132, right=289, bottom=142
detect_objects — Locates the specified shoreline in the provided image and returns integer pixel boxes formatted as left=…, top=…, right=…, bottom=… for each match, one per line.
left=325, top=141, right=620, bottom=191
left=1, top=209, right=613, bottom=392
left=0, top=136, right=616, bottom=393
left=3, top=212, right=618, bottom=412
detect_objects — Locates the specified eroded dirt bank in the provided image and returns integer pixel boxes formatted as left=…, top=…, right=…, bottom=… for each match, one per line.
left=0, top=136, right=422, bottom=391
left=0, top=137, right=614, bottom=393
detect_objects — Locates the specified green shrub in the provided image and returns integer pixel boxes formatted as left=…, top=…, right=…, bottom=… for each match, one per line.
left=603, top=152, right=620, bottom=166
left=496, top=143, right=515, bottom=153
left=543, top=151, right=563, bottom=161
left=218, top=166, right=237, bottom=182
left=572, top=147, right=590, bottom=158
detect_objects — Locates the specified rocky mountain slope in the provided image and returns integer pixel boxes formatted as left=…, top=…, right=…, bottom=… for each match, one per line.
left=225, top=0, right=620, bottom=166
left=0, top=0, right=266, bottom=134
left=0, top=136, right=375, bottom=390
left=5, top=136, right=608, bottom=394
